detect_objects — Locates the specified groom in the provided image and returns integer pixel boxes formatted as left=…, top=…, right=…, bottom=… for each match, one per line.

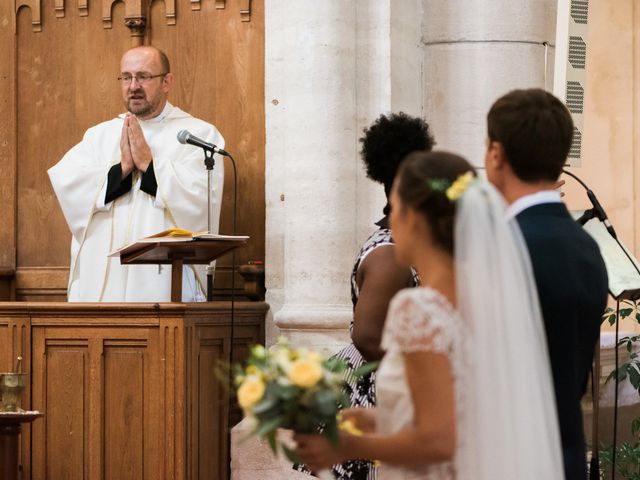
left=484, top=88, right=608, bottom=480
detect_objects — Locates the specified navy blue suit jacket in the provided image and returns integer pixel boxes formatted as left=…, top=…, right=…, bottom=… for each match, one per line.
left=517, top=202, right=608, bottom=480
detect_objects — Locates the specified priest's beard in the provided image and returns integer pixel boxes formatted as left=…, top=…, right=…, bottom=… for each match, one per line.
left=126, top=88, right=162, bottom=118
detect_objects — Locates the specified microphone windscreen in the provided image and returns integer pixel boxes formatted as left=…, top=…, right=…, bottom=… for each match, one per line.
left=177, top=130, right=190, bottom=144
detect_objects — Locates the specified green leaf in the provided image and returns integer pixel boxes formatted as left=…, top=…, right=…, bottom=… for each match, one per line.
left=618, top=369, right=629, bottom=383
left=266, top=429, right=278, bottom=455
left=337, top=391, right=351, bottom=409
left=352, top=361, right=379, bottom=378
left=609, top=314, right=617, bottom=326
left=324, top=357, right=348, bottom=373
left=282, top=444, right=303, bottom=464
left=256, top=416, right=283, bottom=438
left=620, top=308, right=634, bottom=318
left=253, top=394, right=278, bottom=415
left=629, top=366, right=640, bottom=390
left=314, top=390, right=338, bottom=417
left=324, top=419, right=340, bottom=447
left=271, top=382, right=297, bottom=401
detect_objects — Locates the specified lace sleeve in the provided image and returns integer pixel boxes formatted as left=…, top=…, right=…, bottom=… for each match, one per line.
left=381, top=288, right=456, bottom=354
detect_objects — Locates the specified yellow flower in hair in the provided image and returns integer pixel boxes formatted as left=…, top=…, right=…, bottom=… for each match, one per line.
left=446, top=171, right=475, bottom=201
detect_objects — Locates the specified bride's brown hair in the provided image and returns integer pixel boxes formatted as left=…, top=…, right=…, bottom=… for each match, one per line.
left=395, top=151, right=476, bottom=254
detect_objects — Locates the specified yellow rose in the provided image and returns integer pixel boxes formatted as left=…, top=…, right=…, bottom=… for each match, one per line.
left=237, top=375, right=266, bottom=409
left=288, top=358, right=323, bottom=388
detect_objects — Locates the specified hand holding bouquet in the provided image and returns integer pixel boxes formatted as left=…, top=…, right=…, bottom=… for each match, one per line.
left=235, top=338, right=350, bottom=465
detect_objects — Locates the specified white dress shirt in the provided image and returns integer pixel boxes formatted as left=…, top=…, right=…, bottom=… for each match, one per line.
left=505, top=190, right=562, bottom=221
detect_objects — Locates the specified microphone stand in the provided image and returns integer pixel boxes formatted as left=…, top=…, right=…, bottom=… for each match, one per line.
left=204, top=149, right=216, bottom=301
left=562, top=169, right=635, bottom=480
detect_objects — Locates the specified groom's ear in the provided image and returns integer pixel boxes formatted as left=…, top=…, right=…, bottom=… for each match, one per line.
left=488, top=141, right=507, bottom=171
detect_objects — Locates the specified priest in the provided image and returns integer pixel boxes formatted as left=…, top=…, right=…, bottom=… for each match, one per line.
left=49, top=46, right=224, bottom=302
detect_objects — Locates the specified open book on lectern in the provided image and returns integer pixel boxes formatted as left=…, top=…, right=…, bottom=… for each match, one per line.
left=108, top=228, right=249, bottom=258
left=573, top=211, right=640, bottom=300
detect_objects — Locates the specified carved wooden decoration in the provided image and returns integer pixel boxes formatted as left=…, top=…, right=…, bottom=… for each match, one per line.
left=17, top=0, right=253, bottom=33
left=124, top=17, right=146, bottom=37
left=54, top=0, right=64, bottom=18
left=240, top=0, right=251, bottom=22
left=124, top=0, right=146, bottom=37
left=15, top=0, right=42, bottom=32
left=102, top=0, right=118, bottom=28
left=165, top=0, right=175, bottom=25
left=78, top=0, right=88, bottom=16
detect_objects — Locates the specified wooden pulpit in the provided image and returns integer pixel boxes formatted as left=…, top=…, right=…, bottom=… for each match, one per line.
left=0, top=301, right=266, bottom=480
left=116, top=236, right=248, bottom=302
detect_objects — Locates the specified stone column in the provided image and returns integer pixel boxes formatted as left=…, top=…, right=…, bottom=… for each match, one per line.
left=264, top=0, right=360, bottom=352
left=266, top=0, right=427, bottom=350
left=422, top=0, right=558, bottom=165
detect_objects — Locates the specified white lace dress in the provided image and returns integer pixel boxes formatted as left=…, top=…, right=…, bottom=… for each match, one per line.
left=375, top=287, right=462, bottom=480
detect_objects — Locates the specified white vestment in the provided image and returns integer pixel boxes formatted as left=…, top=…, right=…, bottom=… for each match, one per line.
left=48, top=103, right=224, bottom=302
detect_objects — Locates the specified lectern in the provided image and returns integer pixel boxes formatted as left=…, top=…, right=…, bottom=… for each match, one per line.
left=116, top=237, right=247, bottom=301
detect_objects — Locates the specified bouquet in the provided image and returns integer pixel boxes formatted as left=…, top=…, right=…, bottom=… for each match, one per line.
left=234, top=338, right=351, bottom=466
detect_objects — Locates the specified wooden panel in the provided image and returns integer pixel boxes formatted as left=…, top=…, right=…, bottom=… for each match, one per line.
left=0, top=315, right=10, bottom=372
left=0, top=1, right=17, bottom=275
left=197, top=336, right=225, bottom=479
left=186, top=303, right=267, bottom=479
left=45, top=345, right=87, bottom=480
left=160, top=316, right=186, bottom=480
left=16, top=2, right=131, bottom=273
left=104, top=342, right=146, bottom=480
left=15, top=267, right=68, bottom=302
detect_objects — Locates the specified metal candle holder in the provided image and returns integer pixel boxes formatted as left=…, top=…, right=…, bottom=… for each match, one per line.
left=0, top=356, right=27, bottom=412
left=0, top=373, right=27, bottom=412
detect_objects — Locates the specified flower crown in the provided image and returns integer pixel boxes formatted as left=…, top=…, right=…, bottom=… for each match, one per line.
left=426, top=171, right=474, bottom=201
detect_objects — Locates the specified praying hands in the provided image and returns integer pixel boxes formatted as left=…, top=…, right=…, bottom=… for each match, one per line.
left=120, top=113, right=152, bottom=177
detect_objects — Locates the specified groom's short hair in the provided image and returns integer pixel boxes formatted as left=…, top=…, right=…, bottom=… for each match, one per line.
left=487, top=88, right=573, bottom=182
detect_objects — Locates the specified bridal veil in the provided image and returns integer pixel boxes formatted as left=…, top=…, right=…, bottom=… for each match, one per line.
left=454, top=180, right=565, bottom=479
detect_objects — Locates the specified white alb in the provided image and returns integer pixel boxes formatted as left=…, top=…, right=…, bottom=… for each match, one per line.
left=48, top=103, right=225, bottom=302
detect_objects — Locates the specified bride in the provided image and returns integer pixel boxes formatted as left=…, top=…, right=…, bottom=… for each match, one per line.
left=295, top=150, right=565, bottom=479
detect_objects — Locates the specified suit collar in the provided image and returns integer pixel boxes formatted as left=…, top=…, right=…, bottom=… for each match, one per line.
left=506, top=190, right=562, bottom=220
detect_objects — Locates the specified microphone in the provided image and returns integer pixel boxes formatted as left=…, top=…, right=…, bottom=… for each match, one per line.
left=177, top=130, right=229, bottom=157
left=587, top=189, right=617, bottom=239
left=562, top=169, right=617, bottom=239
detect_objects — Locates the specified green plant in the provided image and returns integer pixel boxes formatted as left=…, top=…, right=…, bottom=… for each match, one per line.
left=596, top=301, right=640, bottom=479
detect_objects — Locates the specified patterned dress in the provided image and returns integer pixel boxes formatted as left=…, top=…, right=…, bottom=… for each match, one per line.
left=331, top=227, right=398, bottom=480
